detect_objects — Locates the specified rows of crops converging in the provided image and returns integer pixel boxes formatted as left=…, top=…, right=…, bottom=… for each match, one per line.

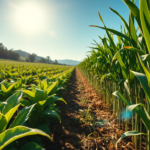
left=0, top=60, right=74, bottom=149
left=77, top=0, right=150, bottom=149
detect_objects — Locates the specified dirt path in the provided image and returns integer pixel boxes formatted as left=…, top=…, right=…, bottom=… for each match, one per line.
left=48, top=68, right=137, bottom=150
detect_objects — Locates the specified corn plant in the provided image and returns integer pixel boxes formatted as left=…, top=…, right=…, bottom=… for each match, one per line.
left=78, top=0, right=150, bottom=149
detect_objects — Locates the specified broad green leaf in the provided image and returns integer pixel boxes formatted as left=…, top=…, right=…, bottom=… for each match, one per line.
left=89, top=25, right=131, bottom=42
left=140, top=54, right=150, bottom=63
left=9, top=104, right=35, bottom=128
left=129, top=12, right=137, bottom=47
left=116, top=131, right=144, bottom=144
left=0, top=113, right=7, bottom=133
left=35, top=89, right=47, bottom=102
left=0, top=102, right=4, bottom=113
left=130, top=71, right=150, bottom=103
left=42, top=79, right=48, bottom=91
left=111, top=46, right=145, bottom=64
left=124, top=80, right=130, bottom=95
left=94, top=11, right=128, bottom=80
left=0, top=126, right=52, bottom=150
left=1, top=84, right=7, bottom=93
left=100, top=73, right=111, bottom=83
left=140, top=0, right=150, bottom=54
left=23, top=90, right=35, bottom=103
left=123, top=0, right=142, bottom=32
left=3, top=91, right=22, bottom=115
left=42, top=110, right=61, bottom=123
left=5, top=104, right=20, bottom=123
left=7, top=83, right=17, bottom=92
left=44, top=96, right=66, bottom=108
left=19, top=142, right=44, bottom=150
left=136, top=53, right=150, bottom=87
left=109, top=7, right=130, bottom=33
left=20, top=99, right=32, bottom=107
left=38, top=124, right=50, bottom=135
left=112, top=91, right=150, bottom=130
left=126, top=103, right=142, bottom=112
left=46, top=81, right=58, bottom=95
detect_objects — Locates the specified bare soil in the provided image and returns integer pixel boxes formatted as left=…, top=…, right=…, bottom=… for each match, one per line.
left=47, top=68, right=146, bottom=150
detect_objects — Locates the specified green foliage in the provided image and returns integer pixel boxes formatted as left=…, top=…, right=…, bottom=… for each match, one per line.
left=0, top=60, right=74, bottom=149
left=77, top=0, right=150, bottom=149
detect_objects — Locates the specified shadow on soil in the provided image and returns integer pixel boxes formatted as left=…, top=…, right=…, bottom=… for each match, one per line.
left=46, top=69, right=86, bottom=150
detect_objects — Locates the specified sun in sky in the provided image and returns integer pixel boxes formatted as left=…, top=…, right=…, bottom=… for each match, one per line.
left=11, top=1, right=48, bottom=36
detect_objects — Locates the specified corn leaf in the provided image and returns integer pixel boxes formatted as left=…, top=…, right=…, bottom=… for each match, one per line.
left=89, top=25, right=131, bottom=42
left=116, top=131, right=144, bottom=144
left=140, top=0, right=150, bottom=54
left=112, top=91, right=150, bottom=130
left=123, top=0, right=142, bottom=32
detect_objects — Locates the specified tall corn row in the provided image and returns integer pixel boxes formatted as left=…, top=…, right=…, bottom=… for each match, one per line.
left=78, top=0, right=150, bottom=149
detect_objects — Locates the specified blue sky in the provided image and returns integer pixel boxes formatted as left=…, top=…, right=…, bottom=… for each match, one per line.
left=0, top=0, right=139, bottom=61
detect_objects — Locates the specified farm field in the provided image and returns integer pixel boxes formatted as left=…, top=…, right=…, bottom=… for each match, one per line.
left=0, top=60, right=143, bottom=150
left=49, top=68, right=140, bottom=150
left=0, top=60, right=74, bottom=149
left=1, top=0, right=150, bottom=149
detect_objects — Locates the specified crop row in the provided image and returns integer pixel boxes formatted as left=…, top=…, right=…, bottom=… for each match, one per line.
left=78, top=0, right=150, bottom=149
left=0, top=61, right=74, bottom=149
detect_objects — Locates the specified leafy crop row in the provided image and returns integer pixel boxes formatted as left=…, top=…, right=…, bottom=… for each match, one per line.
left=0, top=61, right=74, bottom=149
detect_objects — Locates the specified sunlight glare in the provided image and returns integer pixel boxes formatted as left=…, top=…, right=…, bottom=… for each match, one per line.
left=13, top=1, right=47, bottom=36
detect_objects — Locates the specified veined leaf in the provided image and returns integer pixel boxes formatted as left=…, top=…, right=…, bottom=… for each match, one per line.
left=44, top=96, right=67, bottom=108
left=0, top=126, right=52, bottom=150
left=116, top=131, right=144, bottom=144
left=2, top=91, right=22, bottom=115
left=140, top=0, right=150, bottom=54
left=123, top=0, right=142, bottom=32
left=19, top=142, right=44, bottom=150
left=129, top=11, right=137, bottom=47
left=35, top=89, right=47, bottom=102
left=23, top=90, right=35, bottom=103
left=140, top=54, right=150, bottom=63
left=89, top=25, right=131, bottom=42
left=5, top=104, right=20, bottom=123
left=42, top=109, right=61, bottom=123
left=112, top=91, right=150, bottom=130
left=130, top=71, right=150, bottom=104
left=100, top=73, right=111, bottom=83
left=109, top=7, right=130, bottom=33
left=42, top=79, right=48, bottom=91
left=0, top=113, right=7, bottom=133
left=136, top=53, right=150, bottom=87
left=38, top=124, right=50, bottom=135
left=9, top=104, right=35, bottom=128
left=111, top=46, right=145, bottom=64
left=1, top=84, right=7, bottom=93
left=46, top=81, right=58, bottom=95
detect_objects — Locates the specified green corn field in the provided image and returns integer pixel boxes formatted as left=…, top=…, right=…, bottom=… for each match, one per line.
left=77, top=0, right=150, bottom=149
left=1, top=0, right=150, bottom=149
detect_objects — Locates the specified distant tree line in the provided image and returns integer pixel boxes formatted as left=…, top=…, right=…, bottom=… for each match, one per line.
left=0, top=42, right=66, bottom=65
left=26, top=53, right=62, bottom=65
left=0, top=43, right=20, bottom=60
